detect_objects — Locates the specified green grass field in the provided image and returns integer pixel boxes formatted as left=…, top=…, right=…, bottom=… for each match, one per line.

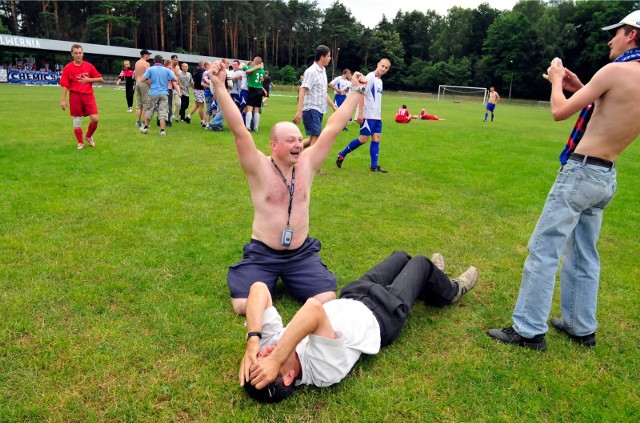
left=1, top=83, right=639, bottom=422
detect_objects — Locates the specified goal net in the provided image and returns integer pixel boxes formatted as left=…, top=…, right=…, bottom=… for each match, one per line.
left=437, top=85, right=488, bottom=104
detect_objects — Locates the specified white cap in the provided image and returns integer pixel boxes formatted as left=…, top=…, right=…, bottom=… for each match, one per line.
left=602, top=10, right=640, bottom=31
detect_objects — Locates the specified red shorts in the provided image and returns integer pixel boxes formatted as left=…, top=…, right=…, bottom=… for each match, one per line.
left=395, top=116, right=411, bottom=124
left=69, top=92, right=98, bottom=117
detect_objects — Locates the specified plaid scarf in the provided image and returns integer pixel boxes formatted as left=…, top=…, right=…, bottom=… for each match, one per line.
left=559, top=47, right=640, bottom=164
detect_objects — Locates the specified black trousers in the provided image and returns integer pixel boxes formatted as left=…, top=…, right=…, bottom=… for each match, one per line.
left=340, top=251, right=457, bottom=347
left=179, top=94, right=190, bottom=120
left=125, top=78, right=134, bottom=108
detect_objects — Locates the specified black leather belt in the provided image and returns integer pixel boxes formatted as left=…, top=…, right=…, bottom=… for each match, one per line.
left=569, top=153, right=615, bottom=169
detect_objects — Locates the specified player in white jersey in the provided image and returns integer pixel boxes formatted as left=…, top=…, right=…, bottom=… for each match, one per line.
left=228, top=60, right=243, bottom=110
left=336, top=58, right=391, bottom=172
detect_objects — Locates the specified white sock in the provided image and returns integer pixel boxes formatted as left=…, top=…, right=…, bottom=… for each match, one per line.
left=245, top=112, right=252, bottom=129
left=253, top=112, right=260, bottom=131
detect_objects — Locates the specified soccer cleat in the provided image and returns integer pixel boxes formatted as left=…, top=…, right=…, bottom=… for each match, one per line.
left=451, top=266, right=478, bottom=302
left=486, top=327, right=547, bottom=350
left=77, top=142, right=84, bottom=150
left=84, top=136, right=95, bottom=147
left=370, top=166, right=388, bottom=173
left=128, top=107, right=133, bottom=112
left=430, top=253, right=446, bottom=273
left=336, top=155, right=344, bottom=168
left=550, top=317, right=596, bottom=347
left=160, top=130, right=166, bottom=136
left=140, top=126, right=148, bottom=134
left=184, top=117, right=191, bottom=124
left=135, top=121, right=141, bottom=127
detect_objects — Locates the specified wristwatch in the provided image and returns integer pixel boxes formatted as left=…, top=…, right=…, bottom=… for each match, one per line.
left=246, top=331, right=262, bottom=341
left=354, top=86, right=367, bottom=94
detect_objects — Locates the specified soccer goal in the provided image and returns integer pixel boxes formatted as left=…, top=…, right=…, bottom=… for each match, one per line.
left=437, top=85, right=488, bottom=104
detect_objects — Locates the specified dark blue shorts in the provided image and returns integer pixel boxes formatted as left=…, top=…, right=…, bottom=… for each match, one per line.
left=302, top=109, right=323, bottom=136
left=359, top=119, right=383, bottom=137
left=486, top=103, right=496, bottom=112
left=227, top=238, right=337, bottom=301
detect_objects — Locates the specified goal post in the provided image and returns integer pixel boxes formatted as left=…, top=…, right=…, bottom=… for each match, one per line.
left=437, top=85, right=488, bottom=104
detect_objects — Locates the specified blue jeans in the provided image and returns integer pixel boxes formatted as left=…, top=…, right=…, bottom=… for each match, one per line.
left=512, top=159, right=616, bottom=338
left=210, top=110, right=224, bottom=128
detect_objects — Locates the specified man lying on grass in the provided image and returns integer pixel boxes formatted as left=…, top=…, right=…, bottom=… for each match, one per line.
left=239, top=251, right=478, bottom=403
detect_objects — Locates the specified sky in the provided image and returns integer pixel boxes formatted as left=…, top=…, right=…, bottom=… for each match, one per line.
left=313, top=0, right=520, bottom=28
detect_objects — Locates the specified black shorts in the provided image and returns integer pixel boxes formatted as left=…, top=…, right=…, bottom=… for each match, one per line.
left=227, top=238, right=337, bottom=300
left=246, top=87, right=264, bottom=108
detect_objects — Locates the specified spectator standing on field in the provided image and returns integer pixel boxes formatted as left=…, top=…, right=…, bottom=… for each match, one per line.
left=487, top=11, right=640, bottom=350
left=134, top=49, right=151, bottom=127
left=115, top=59, right=135, bottom=112
left=293, top=45, right=338, bottom=147
left=178, top=63, right=194, bottom=122
left=140, top=55, right=178, bottom=136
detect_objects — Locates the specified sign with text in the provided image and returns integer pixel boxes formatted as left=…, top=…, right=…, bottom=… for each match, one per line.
left=8, top=69, right=60, bottom=85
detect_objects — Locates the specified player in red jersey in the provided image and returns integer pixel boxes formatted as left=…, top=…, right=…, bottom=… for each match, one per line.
left=394, top=104, right=413, bottom=123
left=60, top=44, right=104, bottom=150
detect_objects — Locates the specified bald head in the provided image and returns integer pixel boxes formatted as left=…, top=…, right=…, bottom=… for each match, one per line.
left=270, top=121, right=300, bottom=143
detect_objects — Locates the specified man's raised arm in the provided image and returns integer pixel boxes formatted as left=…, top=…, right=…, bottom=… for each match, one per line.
left=239, top=282, right=273, bottom=386
left=209, top=61, right=262, bottom=175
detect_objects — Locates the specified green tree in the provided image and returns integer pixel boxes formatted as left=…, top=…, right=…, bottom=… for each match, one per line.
left=429, top=7, right=474, bottom=62
left=367, top=22, right=405, bottom=89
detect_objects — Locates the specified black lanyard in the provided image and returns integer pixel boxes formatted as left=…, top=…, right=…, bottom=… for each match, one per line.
left=271, top=158, right=295, bottom=227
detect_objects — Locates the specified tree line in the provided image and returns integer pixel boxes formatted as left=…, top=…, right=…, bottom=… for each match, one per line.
left=0, top=0, right=636, bottom=99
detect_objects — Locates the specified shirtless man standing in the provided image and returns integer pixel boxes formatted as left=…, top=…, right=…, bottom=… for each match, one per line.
left=483, top=86, right=500, bottom=122
left=488, top=11, right=640, bottom=350
left=134, top=49, right=151, bottom=127
left=207, top=60, right=368, bottom=315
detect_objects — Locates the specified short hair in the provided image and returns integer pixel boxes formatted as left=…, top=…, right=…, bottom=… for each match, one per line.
left=70, top=44, right=82, bottom=53
left=254, top=56, right=263, bottom=64
left=623, top=25, right=640, bottom=46
left=402, top=104, right=407, bottom=108
left=163, top=59, right=171, bottom=66
left=233, top=59, right=240, bottom=65
left=154, top=55, right=163, bottom=64
left=342, top=68, right=351, bottom=75
left=171, top=54, right=178, bottom=60
left=243, top=377, right=296, bottom=403
left=315, top=45, right=330, bottom=61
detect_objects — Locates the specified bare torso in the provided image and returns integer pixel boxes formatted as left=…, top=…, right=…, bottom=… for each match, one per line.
left=134, top=59, right=149, bottom=82
left=248, top=155, right=313, bottom=250
left=575, top=62, right=640, bottom=161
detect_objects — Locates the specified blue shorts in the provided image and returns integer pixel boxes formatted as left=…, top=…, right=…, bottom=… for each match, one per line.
left=240, top=90, right=248, bottom=108
left=231, top=93, right=242, bottom=109
left=334, top=94, right=347, bottom=108
left=227, top=238, right=337, bottom=301
left=302, top=109, right=323, bottom=136
left=359, top=119, right=383, bottom=137
left=486, top=103, right=496, bottom=112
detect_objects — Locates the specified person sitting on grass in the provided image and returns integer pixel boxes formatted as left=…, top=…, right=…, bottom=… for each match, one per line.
left=394, top=104, right=413, bottom=123
left=207, top=60, right=370, bottom=316
left=240, top=250, right=478, bottom=403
